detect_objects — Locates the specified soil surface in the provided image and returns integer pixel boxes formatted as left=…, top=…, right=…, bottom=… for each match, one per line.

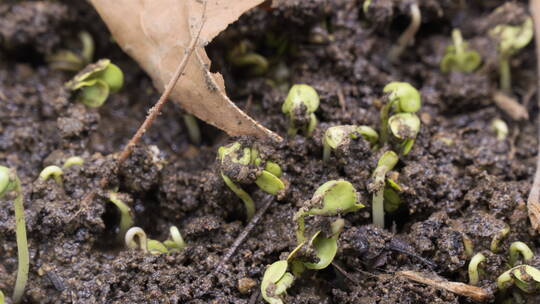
left=1, top=0, right=540, bottom=303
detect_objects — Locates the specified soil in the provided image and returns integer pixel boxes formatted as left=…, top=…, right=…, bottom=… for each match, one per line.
left=1, top=0, right=540, bottom=303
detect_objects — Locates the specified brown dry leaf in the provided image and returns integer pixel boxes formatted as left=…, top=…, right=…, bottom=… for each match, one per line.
left=397, top=270, right=492, bottom=302
left=89, top=0, right=282, bottom=142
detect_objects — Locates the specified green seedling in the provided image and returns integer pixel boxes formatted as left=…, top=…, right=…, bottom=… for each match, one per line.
left=125, top=226, right=169, bottom=255
left=491, top=118, right=509, bottom=141
left=302, top=219, right=344, bottom=270
left=282, top=84, right=320, bottom=137
left=66, top=59, right=124, bottom=108
left=47, top=31, right=94, bottom=72
left=182, top=114, right=201, bottom=145
left=462, top=234, right=474, bottom=257
left=383, top=187, right=400, bottom=213
left=218, top=142, right=285, bottom=220
left=490, top=224, right=510, bottom=253
left=362, top=0, right=371, bottom=14
left=39, top=165, right=63, bottom=186
left=508, top=241, right=534, bottom=267
left=108, top=192, right=134, bottom=238
left=370, top=151, right=399, bottom=228
left=388, top=2, right=421, bottom=62
left=0, top=290, right=4, bottom=304
left=490, top=17, right=533, bottom=94
left=322, top=125, right=378, bottom=161
left=261, top=260, right=295, bottom=304
left=0, top=166, right=29, bottom=304
left=440, top=29, right=481, bottom=73
left=468, top=252, right=486, bottom=285
left=380, top=82, right=421, bottom=154
left=63, top=156, right=84, bottom=168
left=498, top=265, right=540, bottom=293
left=163, top=226, right=186, bottom=251
left=228, top=40, right=269, bottom=76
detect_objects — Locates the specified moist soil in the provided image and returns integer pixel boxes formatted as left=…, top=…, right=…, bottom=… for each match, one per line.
left=1, top=0, right=539, bottom=303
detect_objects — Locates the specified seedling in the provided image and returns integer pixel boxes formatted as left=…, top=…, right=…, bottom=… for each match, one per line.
left=490, top=224, right=510, bottom=253
left=108, top=192, right=134, bottom=238
left=362, top=0, right=371, bottom=14
left=218, top=142, right=285, bottom=220
left=182, top=114, right=201, bottom=145
left=125, top=227, right=168, bottom=255
left=370, top=151, right=399, bottom=228
left=163, top=226, right=186, bottom=251
left=490, top=17, right=533, bottom=94
left=322, top=125, right=378, bottom=161
left=498, top=265, right=540, bottom=293
left=388, top=2, right=421, bottom=62
left=440, top=29, right=481, bottom=73
left=462, top=234, right=474, bottom=257
left=383, top=186, right=401, bottom=213
left=63, top=156, right=84, bottom=168
left=261, top=260, right=294, bottom=304
left=491, top=118, right=509, bottom=141
left=0, top=166, right=29, bottom=304
left=0, top=290, right=4, bottom=304
left=380, top=82, right=421, bottom=154
left=228, top=40, right=269, bottom=76
left=47, top=31, right=94, bottom=72
left=508, top=241, right=534, bottom=267
left=66, top=59, right=124, bottom=108
left=39, top=165, right=63, bottom=186
left=468, top=253, right=486, bottom=285
left=282, top=84, right=320, bottom=137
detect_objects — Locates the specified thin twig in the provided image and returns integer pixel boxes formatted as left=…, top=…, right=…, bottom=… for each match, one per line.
left=73, top=1, right=208, bottom=218
left=217, top=194, right=275, bottom=271
left=528, top=0, right=540, bottom=232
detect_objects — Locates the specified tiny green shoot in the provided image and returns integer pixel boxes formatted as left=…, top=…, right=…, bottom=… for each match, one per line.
left=182, top=114, right=201, bottom=145
left=63, top=156, right=84, bottom=168
left=388, top=3, right=421, bottom=62
left=108, top=191, right=134, bottom=238
left=508, top=241, right=534, bottom=267
left=490, top=17, right=533, bottom=94
left=228, top=40, right=269, bottom=76
left=261, top=260, right=294, bottom=304
left=440, top=29, right=481, bottom=73
left=282, top=84, right=320, bottom=137
left=468, top=252, right=486, bottom=286
left=370, top=151, right=399, bottom=228
left=491, top=118, right=509, bottom=141
left=497, top=265, right=540, bottom=293
left=125, top=226, right=168, bottom=255
left=163, top=226, right=186, bottom=251
left=490, top=224, right=510, bottom=253
left=47, top=31, right=95, bottom=72
left=322, top=125, right=378, bottom=161
left=39, top=165, right=63, bottom=186
left=0, top=166, right=29, bottom=304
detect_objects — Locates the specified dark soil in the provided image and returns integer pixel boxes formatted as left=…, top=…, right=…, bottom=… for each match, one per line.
left=1, top=0, right=540, bottom=303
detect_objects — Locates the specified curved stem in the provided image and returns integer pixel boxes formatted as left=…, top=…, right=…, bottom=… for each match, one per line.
left=388, top=3, right=422, bottom=62
left=183, top=114, right=201, bottom=145
left=125, top=227, right=148, bottom=253
left=499, top=56, right=512, bottom=94
left=490, top=224, right=510, bottom=253
left=221, top=173, right=255, bottom=220
left=468, top=253, right=486, bottom=285
left=108, top=192, right=134, bottom=238
left=509, top=241, right=534, bottom=266
left=12, top=177, right=28, bottom=304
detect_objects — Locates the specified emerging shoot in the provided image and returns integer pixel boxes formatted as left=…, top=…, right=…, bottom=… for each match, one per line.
left=282, top=84, right=320, bottom=137
left=440, top=29, right=482, bottom=73
left=508, top=241, right=534, bottom=267
left=261, top=260, right=294, bottom=304
left=490, top=17, right=533, bottom=94
left=125, top=226, right=168, bottom=255
left=182, top=114, right=201, bottom=145
left=39, top=165, right=63, bottom=186
left=388, top=2, right=421, bottom=62
left=0, top=166, right=29, bottom=304
left=468, top=253, right=486, bottom=286
left=63, top=156, right=84, bottom=168
left=322, top=125, right=378, bottom=161
left=491, top=118, right=509, bottom=141
left=163, top=226, right=186, bottom=252
left=108, top=192, right=134, bottom=238
left=228, top=40, right=269, bottom=76
left=497, top=265, right=540, bottom=293
left=370, top=151, right=399, bottom=228
left=47, top=31, right=95, bottom=72
left=490, top=224, right=510, bottom=253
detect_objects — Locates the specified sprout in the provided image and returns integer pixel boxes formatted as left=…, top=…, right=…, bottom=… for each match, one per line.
left=468, top=253, right=486, bottom=286
left=508, top=241, right=534, bottom=267
left=380, top=82, right=421, bottom=154
left=383, top=187, right=400, bottom=213
left=322, top=125, right=378, bottom=161
left=125, top=227, right=168, bottom=255
left=363, top=0, right=371, bottom=14
left=0, top=290, right=3, bottom=304
left=63, top=156, right=84, bottom=168
left=388, top=2, right=421, bottom=62
left=261, top=260, right=295, bottom=304
left=370, top=151, right=399, bottom=228
left=462, top=234, right=474, bottom=257
left=490, top=224, right=510, bottom=253
left=108, top=192, right=134, bottom=238
left=182, top=114, right=201, bottom=145
left=47, top=31, right=95, bottom=72
left=228, top=40, right=269, bottom=76
left=491, top=118, right=509, bottom=141
left=490, top=17, right=533, bottom=94
left=66, top=59, right=124, bottom=108
left=440, top=29, right=482, bottom=73
left=303, top=219, right=344, bottom=270
left=497, top=265, right=540, bottom=293
left=163, top=226, right=186, bottom=251
left=39, top=165, right=63, bottom=186
left=282, top=84, right=320, bottom=137
left=218, top=142, right=285, bottom=220
left=0, top=166, right=29, bottom=304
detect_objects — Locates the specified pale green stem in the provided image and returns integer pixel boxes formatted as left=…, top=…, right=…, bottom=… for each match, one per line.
left=490, top=224, right=510, bottom=253
left=379, top=102, right=392, bottom=144
left=468, top=253, right=486, bottom=285
left=39, top=165, right=63, bottom=187
left=169, top=226, right=186, bottom=250
left=295, top=211, right=306, bottom=244
left=12, top=176, right=29, bottom=304
left=388, top=3, right=421, bottom=62
left=108, top=192, right=134, bottom=238
left=182, top=114, right=201, bottom=145
left=125, top=227, right=148, bottom=253
left=372, top=188, right=385, bottom=228
left=452, top=29, right=464, bottom=61
left=499, top=55, right=511, bottom=94
left=221, top=173, right=255, bottom=220
left=79, top=31, right=94, bottom=64
left=323, top=143, right=331, bottom=162
left=509, top=241, right=534, bottom=266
